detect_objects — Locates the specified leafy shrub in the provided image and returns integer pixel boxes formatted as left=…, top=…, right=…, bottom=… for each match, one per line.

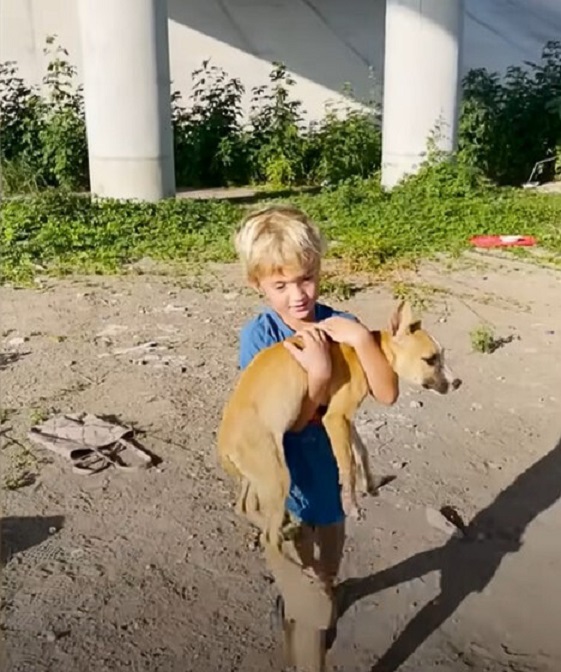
left=458, top=41, right=561, bottom=185
left=172, top=61, right=249, bottom=188
left=0, top=36, right=88, bottom=192
left=307, top=92, right=382, bottom=185
left=2, top=39, right=561, bottom=194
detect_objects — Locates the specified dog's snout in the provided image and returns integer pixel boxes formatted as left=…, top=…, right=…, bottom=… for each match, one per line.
left=451, top=378, right=462, bottom=390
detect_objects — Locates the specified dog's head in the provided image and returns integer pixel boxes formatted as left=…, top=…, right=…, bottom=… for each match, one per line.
left=386, top=301, right=461, bottom=395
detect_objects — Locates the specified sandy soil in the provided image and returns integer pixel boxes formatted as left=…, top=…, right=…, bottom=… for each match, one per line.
left=1, top=253, right=560, bottom=672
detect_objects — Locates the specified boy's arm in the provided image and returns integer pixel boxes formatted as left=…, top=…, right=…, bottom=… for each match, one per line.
left=353, top=334, right=399, bottom=405
left=316, top=316, right=399, bottom=406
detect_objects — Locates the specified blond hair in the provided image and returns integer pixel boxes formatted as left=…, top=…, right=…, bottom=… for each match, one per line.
left=234, top=204, right=326, bottom=284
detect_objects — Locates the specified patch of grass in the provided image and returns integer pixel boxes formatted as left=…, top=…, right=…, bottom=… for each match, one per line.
left=1, top=162, right=561, bottom=284
left=391, top=281, right=450, bottom=312
left=470, top=324, right=497, bottom=354
left=2, top=443, right=40, bottom=491
left=0, top=407, right=15, bottom=424
left=320, top=274, right=361, bottom=300
left=29, top=407, right=50, bottom=425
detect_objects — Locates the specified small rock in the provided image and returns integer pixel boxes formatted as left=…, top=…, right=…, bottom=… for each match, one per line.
left=7, top=336, right=28, bottom=347
left=425, top=507, right=463, bottom=538
left=45, top=630, right=57, bottom=643
left=48, top=526, right=57, bottom=535
left=164, top=304, right=189, bottom=313
left=96, top=324, right=128, bottom=338
left=471, top=402, right=483, bottom=411
left=409, top=400, right=423, bottom=409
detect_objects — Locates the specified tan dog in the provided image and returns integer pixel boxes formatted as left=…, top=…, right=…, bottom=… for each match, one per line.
left=218, top=301, right=461, bottom=547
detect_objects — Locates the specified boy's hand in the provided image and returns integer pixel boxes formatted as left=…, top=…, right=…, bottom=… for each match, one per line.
left=316, top=316, right=371, bottom=349
left=284, top=326, right=332, bottom=383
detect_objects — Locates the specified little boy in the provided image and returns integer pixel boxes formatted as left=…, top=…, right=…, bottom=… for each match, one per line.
left=234, top=204, right=398, bottom=671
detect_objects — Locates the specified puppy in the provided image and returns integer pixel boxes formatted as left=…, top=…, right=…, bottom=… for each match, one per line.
left=218, top=301, right=461, bottom=547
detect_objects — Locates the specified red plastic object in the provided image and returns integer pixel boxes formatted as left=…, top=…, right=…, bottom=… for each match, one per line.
left=469, top=235, right=537, bottom=248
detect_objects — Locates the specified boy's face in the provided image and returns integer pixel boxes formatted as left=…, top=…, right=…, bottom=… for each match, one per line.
left=257, top=266, right=319, bottom=324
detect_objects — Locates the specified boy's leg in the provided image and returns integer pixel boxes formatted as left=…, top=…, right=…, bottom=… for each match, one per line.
left=315, top=522, right=346, bottom=650
left=264, top=521, right=345, bottom=672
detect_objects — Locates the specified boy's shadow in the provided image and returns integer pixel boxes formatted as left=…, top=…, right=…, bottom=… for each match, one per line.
left=337, top=435, right=561, bottom=672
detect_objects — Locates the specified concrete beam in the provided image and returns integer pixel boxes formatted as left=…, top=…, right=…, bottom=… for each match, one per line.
left=77, top=0, right=175, bottom=200
left=381, top=0, right=464, bottom=189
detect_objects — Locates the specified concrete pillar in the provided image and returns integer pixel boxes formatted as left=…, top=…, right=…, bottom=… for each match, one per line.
left=77, top=0, right=175, bottom=200
left=381, top=0, right=464, bottom=189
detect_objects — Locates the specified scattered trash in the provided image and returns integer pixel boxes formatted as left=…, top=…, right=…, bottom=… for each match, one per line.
left=469, top=235, right=536, bottom=248
left=28, top=412, right=152, bottom=475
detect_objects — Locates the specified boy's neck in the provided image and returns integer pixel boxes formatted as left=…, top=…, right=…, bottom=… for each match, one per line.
left=272, top=305, right=317, bottom=333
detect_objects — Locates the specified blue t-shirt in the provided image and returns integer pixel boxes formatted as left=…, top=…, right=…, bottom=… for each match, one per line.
left=238, top=303, right=358, bottom=526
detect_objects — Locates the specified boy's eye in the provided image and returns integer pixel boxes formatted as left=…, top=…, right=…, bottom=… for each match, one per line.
left=274, top=283, right=286, bottom=290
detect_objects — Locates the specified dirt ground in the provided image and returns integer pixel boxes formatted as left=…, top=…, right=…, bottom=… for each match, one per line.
left=1, top=252, right=561, bottom=672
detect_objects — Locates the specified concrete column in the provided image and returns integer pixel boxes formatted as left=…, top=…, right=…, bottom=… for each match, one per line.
left=77, top=0, right=175, bottom=200
left=381, top=0, right=464, bottom=189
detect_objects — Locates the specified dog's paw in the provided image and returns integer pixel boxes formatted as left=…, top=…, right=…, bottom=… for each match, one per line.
left=341, top=487, right=360, bottom=518
left=365, top=474, right=397, bottom=496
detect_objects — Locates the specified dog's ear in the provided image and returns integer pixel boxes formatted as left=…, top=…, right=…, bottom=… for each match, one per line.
left=390, top=301, right=421, bottom=338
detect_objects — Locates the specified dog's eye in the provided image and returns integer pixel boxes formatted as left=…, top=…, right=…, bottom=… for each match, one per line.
left=423, top=354, right=439, bottom=366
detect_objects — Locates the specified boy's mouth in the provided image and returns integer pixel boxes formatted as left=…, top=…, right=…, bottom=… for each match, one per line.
left=291, top=301, right=310, bottom=314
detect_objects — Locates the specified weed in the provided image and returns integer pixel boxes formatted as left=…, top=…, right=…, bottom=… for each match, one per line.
left=391, top=281, right=450, bottom=312
left=2, top=443, right=40, bottom=491
left=470, top=324, right=497, bottom=354
left=29, top=407, right=49, bottom=425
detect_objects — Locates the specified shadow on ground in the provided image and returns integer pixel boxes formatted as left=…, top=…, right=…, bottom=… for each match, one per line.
left=337, top=434, right=561, bottom=671
left=1, top=516, right=65, bottom=565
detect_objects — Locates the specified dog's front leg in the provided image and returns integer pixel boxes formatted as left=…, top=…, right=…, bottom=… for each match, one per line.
left=322, top=413, right=359, bottom=518
left=350, top=422, right=379, bottom=495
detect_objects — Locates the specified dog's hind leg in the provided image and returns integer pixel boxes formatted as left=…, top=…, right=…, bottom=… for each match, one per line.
left=235, top=478, right=252, bottom=515
left=230, top=431, right=291, bottom=549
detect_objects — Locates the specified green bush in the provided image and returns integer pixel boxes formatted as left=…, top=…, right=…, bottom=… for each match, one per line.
left=2, top=39, right=561, bottom=193
left=0, top=37, right=88, bottom=192
left=172, top=60, right=250, bottom=188
left=0, top=43, right=381, bottom=193
left=2, top=161, right=560, bottom=283
left=458, top=41, right=561, bottom=185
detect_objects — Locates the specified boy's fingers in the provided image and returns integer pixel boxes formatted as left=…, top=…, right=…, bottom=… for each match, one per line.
left=283, top=341, right=304, bottom=362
